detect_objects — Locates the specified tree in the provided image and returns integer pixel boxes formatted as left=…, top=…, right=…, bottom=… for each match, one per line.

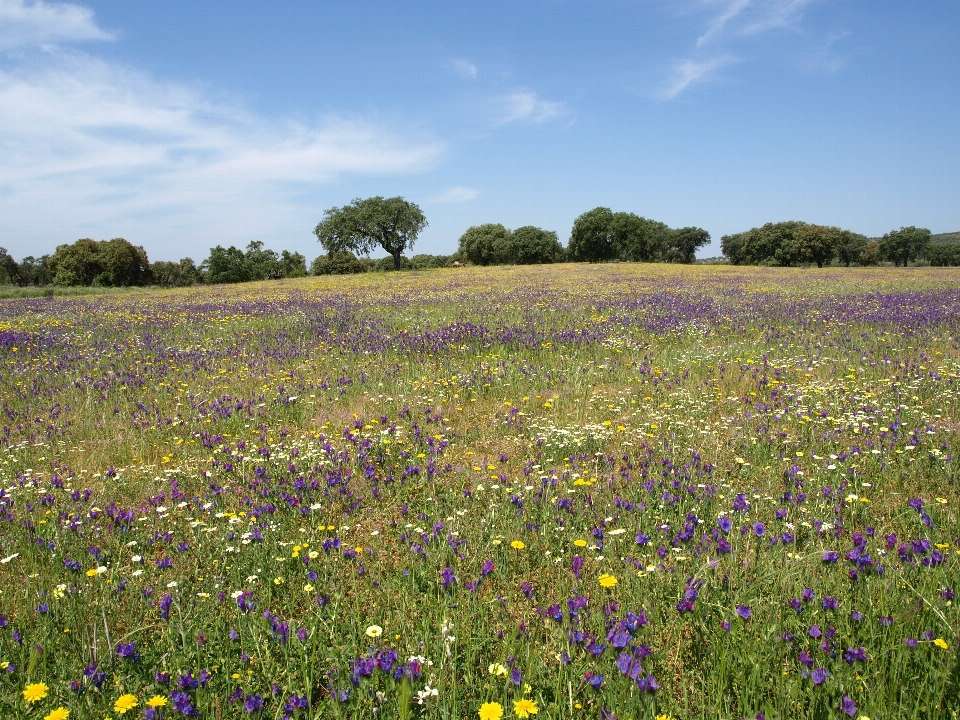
left=278, top=250, right=307, bottom=278
left=95, top=238, right=152, bottom=286
left=720, top=232, right=747, bottom=265
left=206, top=245, right=250, bottom=284
left=457, top=223, right=515, bottom=265
left=314, top=196, right=427, bottom=271
left=860, top=241, right=881, bottom=266
left=0, top=248, right=19, bottom=285
left=152, top=257, right=203, bottom=287
left=879, top=226, right=931, bottom=267
left=834, top=230, right=868, bottom=267
left=18, top=256, right=52, bottom=286
left=311, top=251, right=367, bottom=275
left=610, top=212, right=671, bottom=262
left=50, top=238, right=101, bottom=286
left=511, top=226, right=564, bottom=264
left=664, top=227, right=710, bottom=263
left=244, top=241, right=281, bottom=280
left=790, top=224, right=840, bottom=268
left=567, top=207, right=615, bottom=263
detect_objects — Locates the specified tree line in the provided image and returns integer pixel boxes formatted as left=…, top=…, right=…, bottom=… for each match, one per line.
left=720, top=222, right=958, bottom=267
left=312, top=197, right=711, bottom=271
left=5, top=199, right=955, bottom=288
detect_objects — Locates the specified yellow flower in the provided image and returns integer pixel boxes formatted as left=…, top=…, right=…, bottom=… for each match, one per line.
left=934, top=638, right=949, bottom=649
left=598, top=573, right=618, bottom=588
left=23, top=682, right=49, bottom=703
left=488, top=662, right=508, bottom=677
left=478, top=701, right=504, bottom=720
left=655, top=715, right=678, bottom=720
left=513, top=697, right=539, bottom=717
left=511, top=540, right=525, bottom=550
left=573, top=539, right=587, bottom=547
left=147, top=695, right=168, bottom=707
left=44, top=708, right=70, bottom=720
left=365, top=625, right=383, bottom=638
left=114, top=694, right=139, bottom=714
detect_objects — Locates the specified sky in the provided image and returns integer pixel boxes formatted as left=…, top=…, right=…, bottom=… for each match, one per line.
left=1, top=0, right=958, bottom=262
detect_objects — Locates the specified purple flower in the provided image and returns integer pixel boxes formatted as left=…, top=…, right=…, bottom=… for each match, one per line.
left=840, top=695, right=857, bottom=717
left=115, top=641, right=137, bottom=660
left=735, top=604, right=752, bottom=620
left=571, top=554, right=583, bottom=580
left=752, top=522, right=766, bottom=537
left=480, top=558, right=495, bottom=576
left=822, top=551, right=839, bottom=563
left=821, top=596, right=838, bottom=611
left=159, top=594, right=173, bottom=620
left=718, top=516, right=732, bottom=533
left=808, top=625, right=822, bottom=639
left=801, top=588, right=815, bottom=602
left=244, top=694, right=263, bottom=713
left=440, top=567, right=455, bottom=590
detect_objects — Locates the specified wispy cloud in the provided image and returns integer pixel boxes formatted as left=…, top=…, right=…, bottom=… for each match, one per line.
left=427, top=186, right=480, bottom=204
left=0, top=49, right=444, bottom=258
left=661, top=55, right=735, bottom=99
left=697, top=0, right=750, bottom=48
left=0, top=0, right=113, bottom=49
left=451, top=58, right=478, bottom=80
left=664, top=0, right=816, bottom=99
left=495, top=90, right=565, bottom=125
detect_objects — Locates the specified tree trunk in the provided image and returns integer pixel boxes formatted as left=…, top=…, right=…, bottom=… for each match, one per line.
left=392, top=252, right=401, bottom=271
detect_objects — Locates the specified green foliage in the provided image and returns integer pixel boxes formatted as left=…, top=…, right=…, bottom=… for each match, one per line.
left=279, top=250, right=308, bottom=278
left=860, top=240, right=882, bottom=266
left=458, top=223, right=515, bottom=266
left=205, top=245, right=250, bottom=284
left=204, top=242, right=305, bottom=284
left=49, top=238, right=152, bottom=287
left=834, top=230, right=869, bottom=267
left=880, top=226, right=932, bottom=267
left=611, top=212, right=671, bottom=262
left=409, top=254, right=454, bottom=269
left=664, top=227, right=711, bottom=264
left=15, top=255, right=52, bottom=286
left=314, top=196, right=427, bottom=270
left=925, top=242, right=960, bottom=266
left=151, top=258, right=204, bottom=287
left=721, top=222, right=872, bottom=267
left=511, top=226, right=565, bottom=264
left=0, top=247, right=18, bottom=285
left=311, top=251, right=368, bottom=275
left=567, top=207, right=616, bottom=263
left=569, top=209, right=702, bottom=264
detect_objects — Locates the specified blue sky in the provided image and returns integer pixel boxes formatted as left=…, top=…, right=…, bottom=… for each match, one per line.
left=1, top=0, right=958, bottom=262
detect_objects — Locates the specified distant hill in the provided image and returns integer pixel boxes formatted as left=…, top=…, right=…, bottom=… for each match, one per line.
left=931, top=232, right=960, bottom=243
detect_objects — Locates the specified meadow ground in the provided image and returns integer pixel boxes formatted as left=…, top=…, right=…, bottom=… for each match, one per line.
left=0, top=263, right=958, bottom=720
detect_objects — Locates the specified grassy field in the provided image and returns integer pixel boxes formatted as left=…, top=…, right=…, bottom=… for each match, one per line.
left=0, top=263, right=957, bottom=719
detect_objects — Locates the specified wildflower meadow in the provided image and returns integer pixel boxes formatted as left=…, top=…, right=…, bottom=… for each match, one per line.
left=0, top=263, right=957, bottom=719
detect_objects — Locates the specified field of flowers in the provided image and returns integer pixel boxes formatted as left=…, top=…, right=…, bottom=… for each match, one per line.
left=0, top=263, right=957, bottom=720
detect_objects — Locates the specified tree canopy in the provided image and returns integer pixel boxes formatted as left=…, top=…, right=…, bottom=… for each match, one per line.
left=48, top=238, right=151, bottom=287
left=568, top=207, right=708, bottom=264
left=879, top=226, right=931, bottom=267
left=314, top=196, right=427, bottom=270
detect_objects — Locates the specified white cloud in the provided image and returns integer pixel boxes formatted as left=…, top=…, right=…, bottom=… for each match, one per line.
left=0, top=0, right=113, bottom=49
left=451, top=58, right=478, bottom=80
left=738, top=0, right=813, bottom=36
left=0, top=50, right=444, bottom=259
left=427, top=186, right=479, bottom=204
left=697, top=0, right=750, bottom=48
left=660, top=56, right=734, bottom=99
left=665, top=0, right=815, bottom=99
left=496, top=90, right=565, bottom=125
